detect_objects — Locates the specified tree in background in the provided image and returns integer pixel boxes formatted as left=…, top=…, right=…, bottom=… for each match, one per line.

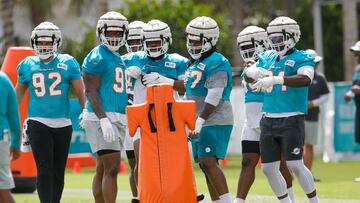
left=118, top=0, right=232, bottom=61
left=1, top=0, right=16, bottom=55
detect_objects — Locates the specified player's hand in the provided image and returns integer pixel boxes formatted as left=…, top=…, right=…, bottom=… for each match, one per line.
left=253, top=76, right=284, bottom=93
left=189, top=117, right=205, bottom=138
left=344, top=90, right=354, bottom=102
left=143, top=72, right=175, bottom=86
left=244, top=65, right=267, bottom=81
left=125, top=66, right=142, bottom=79
left=351, top=85, right=360, bottom=94
left=79, top=111, right=85, bottom=129
left=10, top=148, right=20, bottom=161
left=100, top=118, right=116, bottom=142
left=308, top=101, right=315, bottom=109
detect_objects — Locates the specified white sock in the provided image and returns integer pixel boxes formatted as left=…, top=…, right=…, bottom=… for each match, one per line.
left=309, top=196, right=319, bottom=203
left=233, top=197, right=245, bottom=203
left=219, top=193, right=232, bottom=203
left=280, top=196, right=292, bottom=203
left=213, top=200, right=221, bottom=203
left=287, top=187, right=295, bottom=202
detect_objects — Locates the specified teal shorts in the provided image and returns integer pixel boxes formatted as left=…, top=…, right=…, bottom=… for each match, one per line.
left=191, top=125, right=233, bottom=163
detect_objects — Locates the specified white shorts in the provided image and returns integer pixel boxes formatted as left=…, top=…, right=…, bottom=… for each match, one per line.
left=241, top=102, right=263, bottom=142
left=0, top=141, right=15, bottom=189
left=124, top=128, right=134, bottom=151
left=84, top=120, right=126, bottom=153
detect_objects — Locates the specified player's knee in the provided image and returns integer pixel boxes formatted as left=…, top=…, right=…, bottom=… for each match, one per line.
left=199, top=159, right=215, bottom=172
left=104, top=164, right=119, bottom=177
left=262, top=162, right=277, bottom=177
left=286, top=160, right=304, bottom=174
left=241, top=156, right=257, bottom=169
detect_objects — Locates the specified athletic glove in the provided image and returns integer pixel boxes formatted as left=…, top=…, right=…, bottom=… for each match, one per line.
left=189, top=117, right=205, bottom=139
left=143, top=72, right=175, bottom=86
left=79, top=111, right=85, bottom=129
left=253, top=76, right=284, bottom=93
left=100, top=118, right=116, bottom=142
left=244, top=66, right=267, bottom=81
left=125, top=66, right=142, bottom=79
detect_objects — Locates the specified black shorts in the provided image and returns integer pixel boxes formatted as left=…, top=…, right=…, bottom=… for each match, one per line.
left=259, top=115, right=305, bottom=163
left=242, top=140, right=260, bottom=154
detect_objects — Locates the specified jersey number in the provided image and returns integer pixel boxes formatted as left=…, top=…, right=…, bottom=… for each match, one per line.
left=32, top=72, right=62, bottom=97
left=113, top=67, right=125, bottom=93
left=188, top=70, right=202, bottom=88
left=266, top=70, right=287, bottom=92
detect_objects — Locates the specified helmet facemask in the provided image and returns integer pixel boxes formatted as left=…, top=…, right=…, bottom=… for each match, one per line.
left=143, top=36, right=169, bottom=58
left=99, top=25, right=126, bottom=52
left=238, top=38, right=266, bottom=62
left=126, top=39, right=143, bottom=53
left=32, top=35, right=59, bottom=60
left=186, top=34, right=212, bottom=60
left=268, top=31, right=296, bottom=57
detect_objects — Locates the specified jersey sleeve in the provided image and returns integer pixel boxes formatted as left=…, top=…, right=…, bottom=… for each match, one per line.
left=205, top=71, right=228, bottom=88
left=17, top=59, right=30, bottom=84
left=82, top=51, right=104, bottom=76
left=68, top=58, right=81, bottom=80
left=294, top=52, right=316, bottom=70
left=2, top=75, right=21, bottom=149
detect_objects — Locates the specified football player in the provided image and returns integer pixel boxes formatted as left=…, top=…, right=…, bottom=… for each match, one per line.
left=15, top=22, right=85, bottom=203
left=123, top=19, right=188, bottom=202
left=0, top=72, right=20, bottom=203
left=123, top=20, right=146, bottom=202
left=249, top=16, right=319, bottom=203
left=183, top=16, right=233, bottom=203
left=234, top=25, right=294, bottom=203
left=81, top=11, right=128, bottom=203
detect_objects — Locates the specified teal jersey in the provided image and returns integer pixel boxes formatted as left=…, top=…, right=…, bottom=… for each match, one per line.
left=185, top=51, right=232, bottom=100
left=257, top=49, right=315, bottom=114
left=0, top=72, right=20, bottom=149
left=17, top=54, right=81, bottom=118
left=122, top=51, right=188, bottom=80
left=82, top=45, right=128, bottom=114
left=241, top=71, right=264, bottom=103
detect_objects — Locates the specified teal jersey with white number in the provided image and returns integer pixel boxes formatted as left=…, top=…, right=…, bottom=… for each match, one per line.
left=241, top=71, right=264, bottom=103
left=17, top=54, right=81, bottom=118
left=257, top=49, right=315, bottom=114
left=122, top=51, right=188, bottom=80
left=82, top=45, right=128, bottom=114
left=185, top=51, right=232, bottom=100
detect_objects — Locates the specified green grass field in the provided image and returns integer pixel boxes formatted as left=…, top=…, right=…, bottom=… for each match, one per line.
left=13, top=157, right=360, bottom=203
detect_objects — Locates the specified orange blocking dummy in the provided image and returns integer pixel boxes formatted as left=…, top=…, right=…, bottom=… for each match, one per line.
left=127, top=84, right=198, bottom=203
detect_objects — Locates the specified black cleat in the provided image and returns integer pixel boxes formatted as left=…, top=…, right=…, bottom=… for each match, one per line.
left=131, top=198, right=140, bottom=203
left=197, top=194, right=205, bottom=202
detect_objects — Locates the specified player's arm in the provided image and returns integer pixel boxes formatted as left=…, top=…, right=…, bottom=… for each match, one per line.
left=189, top=71, right=227, bottom=138
left=71, top=79, right=85, bottom=109
left=6, top=79, right=21, bottom=160
left=173, top=76, right=185, bottom=94
left=83, top=72, right=106, bottom=119
left=283, top=66, right=314, bottom=87
left=15, top=82, right=28, bottom=105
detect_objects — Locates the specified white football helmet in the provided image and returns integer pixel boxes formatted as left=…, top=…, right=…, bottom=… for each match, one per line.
left=31, top=21, right=61, bottom=60
left=237, top=25, right=270, bottom=62
left=97, top=11, right=128, bottom=52
left=350, top=41, right=360, bottom=52
left=142, top=20, right=172, bottom=58
left=267, top=16, right=301, bottom=57
left=185, top=16, right=219, bottom=60
left=126, top=21, right=146, bottom=53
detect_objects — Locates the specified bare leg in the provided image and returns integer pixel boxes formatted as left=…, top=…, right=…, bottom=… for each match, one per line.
left=100, top=152, right=120, bottom=203
left=235, top=153, right=260, bottom=199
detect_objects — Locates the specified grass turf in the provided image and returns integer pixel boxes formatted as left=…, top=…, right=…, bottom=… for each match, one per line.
left=13, top=157, right=360, bottom=202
